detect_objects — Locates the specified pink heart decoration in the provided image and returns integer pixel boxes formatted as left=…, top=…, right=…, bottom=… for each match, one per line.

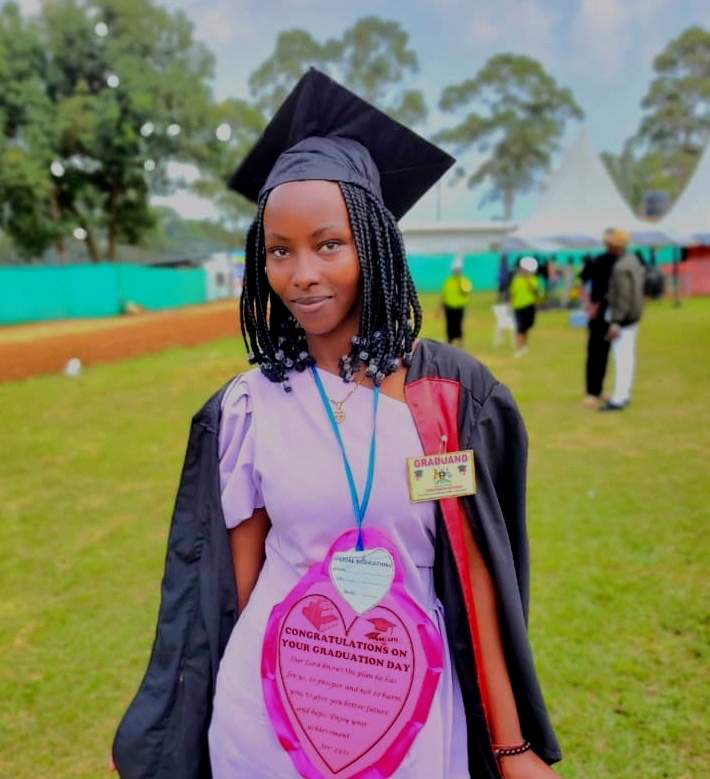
left=262, top=528, right=444, bottom=779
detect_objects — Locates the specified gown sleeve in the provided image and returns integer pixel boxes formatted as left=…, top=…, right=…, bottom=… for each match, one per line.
left=218, top=375, right=265, bottom=528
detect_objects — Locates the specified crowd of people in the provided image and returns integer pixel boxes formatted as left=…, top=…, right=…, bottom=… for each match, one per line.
left=442, top=230, right=649, bottom=410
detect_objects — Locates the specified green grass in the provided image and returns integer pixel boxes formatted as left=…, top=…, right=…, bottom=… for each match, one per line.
left=1, top=293, right=708, bottom=778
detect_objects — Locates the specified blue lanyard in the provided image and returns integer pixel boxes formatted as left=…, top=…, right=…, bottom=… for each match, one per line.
left=311, top=366, right=379, bottom=551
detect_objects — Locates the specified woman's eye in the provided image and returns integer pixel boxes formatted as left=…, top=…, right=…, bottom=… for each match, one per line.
left=268, top=247, right=288, bottom=258
left=321, top=240, right=342, bottom=252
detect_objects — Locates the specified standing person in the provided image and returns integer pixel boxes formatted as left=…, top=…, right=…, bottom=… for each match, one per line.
left=579, top=231, right=617, bottom=407
left=509, top=256, right=539, bottom=357
left=112, top=70, right=561, bottom=779
left=497, top=253, right=512, bottom=302
left=441, top=255, right=473, bottom=346
left=600, top=230, right=645, bottom=411
left=560, top=257, right=575, bottom=309
left=536, top=257, right=549, bottom=308
left=546, top=258, right=559, bottom=308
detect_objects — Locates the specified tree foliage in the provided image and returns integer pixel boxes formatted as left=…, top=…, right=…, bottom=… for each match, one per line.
left=638, top=26, right=710, bottom=154
left=437, top=54, right=583, bottom=219
left=0, top=0, right=217, bottom=261
left=605, top=26, right=710, bottom=213
left=191, top=97, right=266, bottom=230
left=330, top=16, right=426, bottom=126
left=602, top=142, right=697, bottom=215
left=248, top=29, right=337, bottom=116
left=248, top=17, right=427, bottom=127
left=0, top=3, right=61, bottom=259
left=2, top=8, right=708, bottom=262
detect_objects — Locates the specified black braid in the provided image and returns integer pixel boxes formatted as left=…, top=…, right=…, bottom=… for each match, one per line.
left=240, top=182, right=422, bottom=389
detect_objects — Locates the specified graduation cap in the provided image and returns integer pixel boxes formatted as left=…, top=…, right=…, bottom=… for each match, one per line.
left=367, top=616, right=397, bottom=632
left=228, top=68, right=455, bottom=220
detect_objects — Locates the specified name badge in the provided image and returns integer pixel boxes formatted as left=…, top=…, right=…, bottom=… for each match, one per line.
left=406, top=450, right=476, bottom=502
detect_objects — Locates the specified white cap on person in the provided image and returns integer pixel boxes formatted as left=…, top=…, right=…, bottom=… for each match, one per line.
left=520, top=256, right=538, bottom=273
left=451, top=256, right=464, bottom=271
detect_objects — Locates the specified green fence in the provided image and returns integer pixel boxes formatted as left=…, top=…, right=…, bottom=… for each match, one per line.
left=1, top=246, right=682, bottom=326
left=0, top=263, right=206, bottom=325
left=408, top=245, right=680, bottom=294
left=408, top=252, right=500, bottom=293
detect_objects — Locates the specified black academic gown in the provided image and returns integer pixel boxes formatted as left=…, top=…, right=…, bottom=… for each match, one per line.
left=112, top=338, right=561, bottom=779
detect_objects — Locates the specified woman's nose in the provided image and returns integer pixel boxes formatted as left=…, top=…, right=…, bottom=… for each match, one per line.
left=292, top=252, right=321, bottom=288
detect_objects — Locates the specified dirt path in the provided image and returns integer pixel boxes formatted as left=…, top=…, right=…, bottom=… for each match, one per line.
left=0, top=301, right=240, bottom=383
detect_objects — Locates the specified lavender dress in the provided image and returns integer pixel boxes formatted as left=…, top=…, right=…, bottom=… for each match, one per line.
left=208, top=367, right=469, bottom=778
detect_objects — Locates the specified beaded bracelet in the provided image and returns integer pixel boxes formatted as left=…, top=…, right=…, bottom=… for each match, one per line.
left=493, top=740, right=532, bottom=759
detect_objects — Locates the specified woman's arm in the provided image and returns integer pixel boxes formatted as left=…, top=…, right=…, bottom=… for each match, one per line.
left=229, top=507, right=271, bottom=613
left=462, top=512, right=560, bottom=778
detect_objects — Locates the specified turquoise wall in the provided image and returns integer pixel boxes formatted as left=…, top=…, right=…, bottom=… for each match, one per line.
left=0, top=264, right=206, bottom=325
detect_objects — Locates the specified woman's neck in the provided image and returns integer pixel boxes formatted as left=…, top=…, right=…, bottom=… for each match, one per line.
left=307, top=333, right=353, bottom=376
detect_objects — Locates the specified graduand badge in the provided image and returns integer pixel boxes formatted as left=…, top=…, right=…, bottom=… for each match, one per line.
left=406, top=450, right=476, bottom=502
left=262, top=368, right=444, bottom=779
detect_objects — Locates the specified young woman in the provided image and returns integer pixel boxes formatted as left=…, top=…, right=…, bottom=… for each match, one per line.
left=113, top=70, right=561, bottom=779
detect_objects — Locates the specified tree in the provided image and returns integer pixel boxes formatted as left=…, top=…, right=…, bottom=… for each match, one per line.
left=248, top=29, right=337, bottom=116
left=602, top=141, right=696, bottom=215
left=638, top=26, right=710, bottom=155
left=608, top=25, right=710, bottom=211
left=46, top=0, right=217, bottom=261
left=330, top=16, right=426, bottom=126
left=437, top=54, right=583, bottom=219
left=0, top=0, right=219, bottom=262
left=190, top=97, right=266, bottom=234
left=0, top=3, right=63, bottom=259
left=247, top=17, right=427, bottom=128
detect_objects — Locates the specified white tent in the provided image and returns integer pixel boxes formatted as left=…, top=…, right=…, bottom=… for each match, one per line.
left=502, top=130, right=669, bottom=250
left=658, top=144, right=710, bottom=245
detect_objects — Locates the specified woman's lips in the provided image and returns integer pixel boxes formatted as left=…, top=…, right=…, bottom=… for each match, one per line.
left=292, top=296, right=331, bottom=313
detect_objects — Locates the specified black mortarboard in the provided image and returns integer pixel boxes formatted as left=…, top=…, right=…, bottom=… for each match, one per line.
left=228, top=68, right=455, bottom=220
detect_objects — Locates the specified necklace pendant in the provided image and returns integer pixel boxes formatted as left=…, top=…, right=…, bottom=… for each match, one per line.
left=333, top=408, right=346, bottom=424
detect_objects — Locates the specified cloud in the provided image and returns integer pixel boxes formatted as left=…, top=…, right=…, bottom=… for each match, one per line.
left=169, top=0, right=258, bottom=47
left=152, top=191, right=223, bottom=221
left=12, top=0, right=42, bottom=15
left=465, top=0, right=559, bottom=66
left=572, top=0, right=674, bottom=78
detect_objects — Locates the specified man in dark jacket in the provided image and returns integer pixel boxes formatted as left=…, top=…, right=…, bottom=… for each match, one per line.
left=599, top=230, right=645, bottom=411
left=579, top=230, right=617, bottom=407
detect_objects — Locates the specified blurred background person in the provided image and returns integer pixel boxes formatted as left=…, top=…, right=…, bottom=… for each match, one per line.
left=579, top=230, right=617, bottom=407
left=441, top=254, right=473, bottom=346
left=600, top=229, right=645, bottom=411
left=510, top=255, right=539, bottom=357
left=497, top=253, right=512, bottom=302
left=560, top=256, right=576, bottom=309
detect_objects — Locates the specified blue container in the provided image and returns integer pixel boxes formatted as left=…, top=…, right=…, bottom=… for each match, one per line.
left=569, top=309, right=588, bottom=328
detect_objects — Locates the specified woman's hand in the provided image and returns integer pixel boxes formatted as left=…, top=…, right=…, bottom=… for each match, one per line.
left=500, top=750, right=561, bottom=778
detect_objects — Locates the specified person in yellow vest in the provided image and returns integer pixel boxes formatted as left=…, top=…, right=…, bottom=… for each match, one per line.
left=441, top=256, right=473, bottom=346
left=509, top=256, right=540, bottom=357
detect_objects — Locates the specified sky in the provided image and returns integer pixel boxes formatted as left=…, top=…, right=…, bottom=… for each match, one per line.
left=13, top=0, right=710, bottom=224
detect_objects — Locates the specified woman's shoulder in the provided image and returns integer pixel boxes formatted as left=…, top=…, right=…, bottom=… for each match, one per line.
left=411, top=339, right=501, bottom=406
left=219, top=365, right=294, bottom=418
left=220, top=367, right=259, bottom=409
left=189, top=367, right=264, bottom=428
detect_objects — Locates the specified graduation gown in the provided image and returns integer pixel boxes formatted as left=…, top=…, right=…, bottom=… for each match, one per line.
left=112, top=338, right=561, bottom=778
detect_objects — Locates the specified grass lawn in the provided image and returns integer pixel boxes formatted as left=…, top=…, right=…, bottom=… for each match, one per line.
left=0, top=292, right=708, bottom=778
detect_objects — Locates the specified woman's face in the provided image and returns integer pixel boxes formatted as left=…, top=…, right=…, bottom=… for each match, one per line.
left=263, top=179, right=361, bottom=347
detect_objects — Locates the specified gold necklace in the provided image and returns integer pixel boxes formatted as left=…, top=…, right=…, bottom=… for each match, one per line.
left=328, top=373, right=368, bottom=423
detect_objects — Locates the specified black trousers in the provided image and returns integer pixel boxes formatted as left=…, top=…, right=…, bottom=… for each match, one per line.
left=586, top=317, right=610, bottom=397
left=444, top=306, right=465, bottom=342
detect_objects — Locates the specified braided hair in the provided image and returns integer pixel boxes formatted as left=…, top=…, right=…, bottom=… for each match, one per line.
left=240, top=181, right=422, bottom=391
